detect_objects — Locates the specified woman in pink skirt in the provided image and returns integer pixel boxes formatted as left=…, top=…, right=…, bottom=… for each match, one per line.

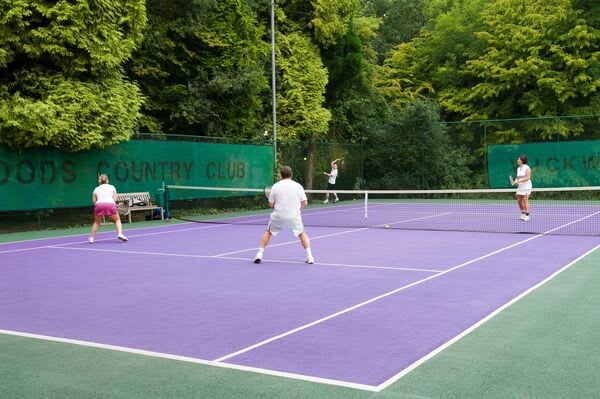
left=89, top=174, right=128, bottom=243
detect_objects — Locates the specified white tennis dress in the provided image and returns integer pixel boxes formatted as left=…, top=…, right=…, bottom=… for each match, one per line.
left=516, top=164, right=532, bottom=196
left=268, top=178, right=307, bottom=236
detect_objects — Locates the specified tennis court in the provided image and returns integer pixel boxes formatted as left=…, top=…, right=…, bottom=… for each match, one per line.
left=1, top=191, right=600, bottom=397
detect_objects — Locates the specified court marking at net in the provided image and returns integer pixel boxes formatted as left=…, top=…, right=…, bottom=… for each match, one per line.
left=1, top=215, right=599, bottom=392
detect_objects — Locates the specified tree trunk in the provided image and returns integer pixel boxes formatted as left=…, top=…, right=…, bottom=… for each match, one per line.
left=305, top=141, right=317, bottom=190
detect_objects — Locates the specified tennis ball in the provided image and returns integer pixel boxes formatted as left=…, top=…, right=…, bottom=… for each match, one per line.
left=303, top=157, right=307, bottom=160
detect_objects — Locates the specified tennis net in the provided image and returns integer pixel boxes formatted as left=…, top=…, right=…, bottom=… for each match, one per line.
left=164, top=185, right=600, bottom=236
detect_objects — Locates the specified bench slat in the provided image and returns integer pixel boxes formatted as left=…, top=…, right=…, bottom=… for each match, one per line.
left=115, top=192, right=163, bottom=223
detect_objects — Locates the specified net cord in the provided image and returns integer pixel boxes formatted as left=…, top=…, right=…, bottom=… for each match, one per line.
left=165, top=185, right=600, bottom=195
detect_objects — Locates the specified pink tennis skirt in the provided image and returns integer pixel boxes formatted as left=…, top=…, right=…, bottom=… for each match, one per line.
left=94, top=203, right=118, bottom=216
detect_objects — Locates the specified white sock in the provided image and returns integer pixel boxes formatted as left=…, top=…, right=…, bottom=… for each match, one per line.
left=306, top=248, right=312, bottom=257
left=257, top=248, right=264, bottom=255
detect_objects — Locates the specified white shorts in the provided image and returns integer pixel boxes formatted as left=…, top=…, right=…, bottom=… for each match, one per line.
left=268, top=217, right=304, bottom=237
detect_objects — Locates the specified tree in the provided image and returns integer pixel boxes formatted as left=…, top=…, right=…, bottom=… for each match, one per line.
left=310, top=0, right=361, bottom=48
left=363, top=0, right=427, bottom=64
left=275, top=29, right=331, bottom=188
left=375, top=0, right=487, bottom=110
left=0, top=0, right=146, bottom=151
left=444, top=0, right=600, bottom=123
left=575, top=0, right=600, bottom=29
left=365, top=99, right=471, bottom=189
left=440, top=0, right=600, bottom=142
left=128, top=0, right=268, bottom=136
left=321, top=18, right=386, bottom=143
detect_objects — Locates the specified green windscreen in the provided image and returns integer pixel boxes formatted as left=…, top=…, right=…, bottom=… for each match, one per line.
left=0, top=140, right=274, bottom=211
left=487, top=140, right=600, bottom=188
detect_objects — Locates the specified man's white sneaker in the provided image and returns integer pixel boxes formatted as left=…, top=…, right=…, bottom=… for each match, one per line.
left=254, top=253, right=263, bottom=264
left=88, top=237, right=94, bottom=244
left=117, top=234, right=128, bottom=242
left=323, top=199, right=329, bottom=204
left=334, top=198, right=339, bottom=203
left=306, top=255, right=315, bottom=264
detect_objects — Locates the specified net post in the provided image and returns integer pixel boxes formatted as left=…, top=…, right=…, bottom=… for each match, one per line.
left=364, top=191, right=368, bottom=220
left=162, top=182, right=170, bottom=217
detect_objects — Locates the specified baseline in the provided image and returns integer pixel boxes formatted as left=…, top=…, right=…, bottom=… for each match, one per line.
left=0, top=329, right=378, bottom=392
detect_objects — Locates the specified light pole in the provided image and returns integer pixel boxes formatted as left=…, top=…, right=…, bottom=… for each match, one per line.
left=270, top=0, right=277, bottom=168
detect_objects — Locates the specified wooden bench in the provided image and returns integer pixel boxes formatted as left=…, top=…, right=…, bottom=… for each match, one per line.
left=116, top=192, right=164, bottom=223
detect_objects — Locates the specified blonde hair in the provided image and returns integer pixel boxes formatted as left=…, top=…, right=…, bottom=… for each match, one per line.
left=98, top=174, right=109, bottom=184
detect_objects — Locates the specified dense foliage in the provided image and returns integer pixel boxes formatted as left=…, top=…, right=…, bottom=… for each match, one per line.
left=0, top=0, right=146, bottom=151
left=1, top=0, right=599, bottom=186
left=365, top=99, right=471, bottom=189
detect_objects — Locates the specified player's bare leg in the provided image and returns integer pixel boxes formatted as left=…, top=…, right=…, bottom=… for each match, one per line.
left=254, top=230, right=272, bottom=263
left=298, top=232, right=314, bottom=264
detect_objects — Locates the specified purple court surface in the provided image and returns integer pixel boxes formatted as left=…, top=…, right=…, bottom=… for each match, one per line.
left=1, top=214, right=599, bottom=391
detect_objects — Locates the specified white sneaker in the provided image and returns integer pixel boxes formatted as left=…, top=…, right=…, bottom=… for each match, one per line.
left=519, top=214, right=526, bottom=221
left=88, top=237, right=94, bottom=244
left=334, top=198, right=339, bottom=203
left=254, top=252, right=263, bottom=264
left=117, top=234, right=128, bottom=242
left=306, top=255, right=315, bottom=264
left=523, top=215, right=530, bottom=221
left=323, top=199, right=329, bottom=204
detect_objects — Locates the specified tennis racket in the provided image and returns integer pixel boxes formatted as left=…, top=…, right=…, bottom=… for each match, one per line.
left=263, top=185, right=272, bottom=203
left=339, top=157, right=345, bottom=166
left=509, top=175, right=515, bottom=185
left=117, top=200, right=130, bottom=215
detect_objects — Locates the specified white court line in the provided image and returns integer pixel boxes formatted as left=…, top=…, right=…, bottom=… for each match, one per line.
left=3, top=212, right=598, bottom=392
left=0, top=220, right=199, bottom=246
left=0, top=329, right=377, bottom=392
left=376, top=241, right=600, bottom=392
left=0, top=223, right=239, bottom=254
left=47, top=246, right=219, bottom=259
left=213, top=212, right=600, bottom=364
left=213, top=227, right=368, bottom=257
left=47, top=246, right=439, bottom=273
left=214, top=212, right=451, bottom=258
left=217, top=256, right=443, bottom=273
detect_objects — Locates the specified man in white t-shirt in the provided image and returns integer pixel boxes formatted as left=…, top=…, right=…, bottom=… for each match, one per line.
left=254, top=166, right=314, bottom=264
left=323, top=158, right=340, bottom=204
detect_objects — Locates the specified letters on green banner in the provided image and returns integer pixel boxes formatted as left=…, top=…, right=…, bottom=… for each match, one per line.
left=0, top=141, right=274, bottom=211
left=487, top=141, right=600, bottom=188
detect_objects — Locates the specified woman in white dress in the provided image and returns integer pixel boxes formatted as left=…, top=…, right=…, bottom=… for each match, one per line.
left=512, top=155, right=532, bottom=221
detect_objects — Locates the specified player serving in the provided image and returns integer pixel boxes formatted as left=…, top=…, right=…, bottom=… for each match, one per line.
left=510, top=155, right=532, bottom=221
left=254, top=166, right=314, bottom=264
left=323, top=158, right=341, bottom=204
